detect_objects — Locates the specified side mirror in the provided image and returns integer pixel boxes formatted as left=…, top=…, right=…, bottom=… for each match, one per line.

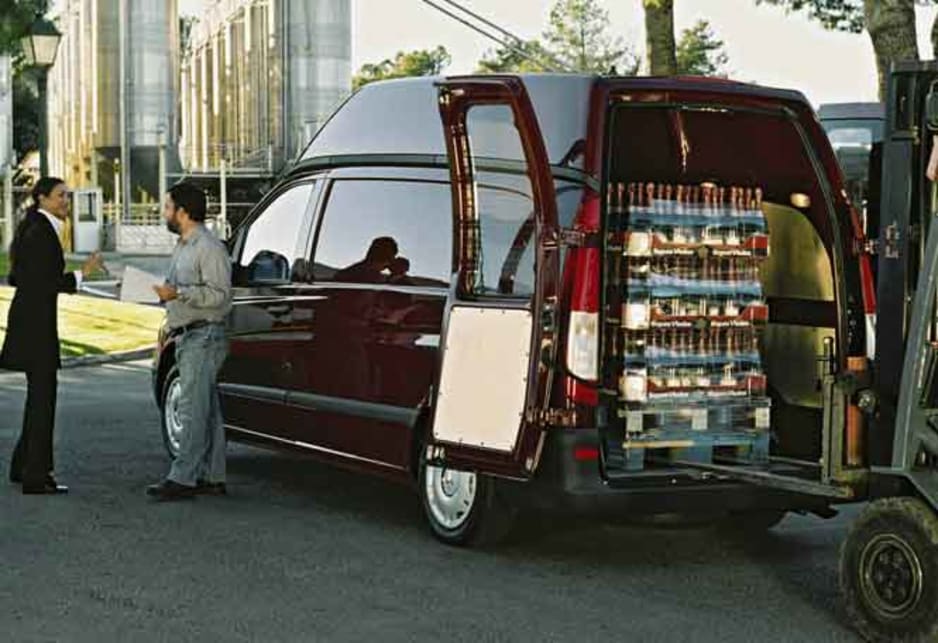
left=926, top=85, right=938, bottom=131
left=246, top=250, right=291, bottom=284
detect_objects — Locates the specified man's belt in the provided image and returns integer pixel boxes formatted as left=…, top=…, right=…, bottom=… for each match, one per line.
left=167, top=320, right=221, bottom=339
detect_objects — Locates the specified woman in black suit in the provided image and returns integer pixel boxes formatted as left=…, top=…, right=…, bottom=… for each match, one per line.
left=1, top=177, right=102, bottom=494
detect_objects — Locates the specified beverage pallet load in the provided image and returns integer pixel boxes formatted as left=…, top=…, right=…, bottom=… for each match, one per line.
left=605, top=181, right=771, bottom=472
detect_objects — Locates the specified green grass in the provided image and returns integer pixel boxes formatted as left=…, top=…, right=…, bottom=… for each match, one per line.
left=0, top=286, right=164, bottom=358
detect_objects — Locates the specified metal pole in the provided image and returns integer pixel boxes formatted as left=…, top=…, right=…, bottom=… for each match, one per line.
left=118, top=0, right=131, bottom=225
left=219, top=156, right=227, bottom=238
left=38, top=68, right=49, bottom=177
left=114, top=160, right=121, bottom=250
left=2, top=165, right=12, bottom=252
left=158, top=128, right=167, bottom=202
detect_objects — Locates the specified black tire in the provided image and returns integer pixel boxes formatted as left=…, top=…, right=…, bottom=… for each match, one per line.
left=418, top=459, right=515, bottom=547
left=159, top=365, right=182, bottom=460
left=840, top=497, right=938, bottom=642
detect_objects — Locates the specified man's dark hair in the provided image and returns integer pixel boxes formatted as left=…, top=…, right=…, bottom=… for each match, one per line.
left=31, top=176, right=66, bottom=205
left=365, top=236, right=398, bottom=263
left=168, top=182, right=207, bottom=222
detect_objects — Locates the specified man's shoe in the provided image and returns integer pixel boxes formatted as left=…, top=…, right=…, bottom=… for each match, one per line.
left=195, top=479, right=227, bottom=496
left=146, top=479, right=196, bottom=501
left=22, top=478, right=68, bottom=495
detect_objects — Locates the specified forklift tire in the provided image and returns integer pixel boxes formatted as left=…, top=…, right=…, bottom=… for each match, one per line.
left=840, top=497, right=938, bottom=642
left=419, top=460, right=516, bottom=548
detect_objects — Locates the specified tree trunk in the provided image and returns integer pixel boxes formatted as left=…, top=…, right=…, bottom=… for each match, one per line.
left=864, top=0, right=918, bottom=100
left=644, top=0, right=677, bottom=76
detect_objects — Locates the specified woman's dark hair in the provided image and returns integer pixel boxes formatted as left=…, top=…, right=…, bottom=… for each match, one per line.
left=31, top=176, right=66, bottom=207
left=168, top=182, right=207, bottom=222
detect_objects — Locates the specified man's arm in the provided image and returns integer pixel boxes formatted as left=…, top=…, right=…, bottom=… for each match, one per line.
left=177, top=242, right=232, bottom=309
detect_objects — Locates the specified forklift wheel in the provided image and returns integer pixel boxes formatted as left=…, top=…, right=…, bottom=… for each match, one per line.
left=840, top=497, right=938, bottom=642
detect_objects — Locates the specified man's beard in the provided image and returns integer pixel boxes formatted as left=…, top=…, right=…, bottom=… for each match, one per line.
left=166, top=217, right=180, bottom=234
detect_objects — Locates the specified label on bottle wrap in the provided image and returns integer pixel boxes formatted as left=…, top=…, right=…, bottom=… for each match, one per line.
left=624, top=302, right=650, bottom=330
left=754, top=406, right=771, bottom=430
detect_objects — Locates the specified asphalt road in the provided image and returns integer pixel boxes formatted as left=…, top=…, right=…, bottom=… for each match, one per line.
left=0, top=361, right=862, bottom=642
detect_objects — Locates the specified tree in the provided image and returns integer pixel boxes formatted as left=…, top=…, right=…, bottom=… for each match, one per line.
left=676, top=20, right=730, bottom=77
left=478, top=40, right=555, bottom=73
left=864, top=0, right=918, bottom=97
left=644, top=0, right=677, bottom=75
left=0, top=0, right=48, bottom=55
left=11, top=71, right=39, bottom=161
left=352, top=46, right=451, bottom=91
left=545, top=0, right=636, bottom=73
left=2, top=1, right=49, bottom=165
left=477, top=0, right=638, bottom=74
left=755, top=0, right=923, bottom=98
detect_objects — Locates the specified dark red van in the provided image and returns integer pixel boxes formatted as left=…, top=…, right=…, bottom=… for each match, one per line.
left=152, top=74, right=875, bottom=546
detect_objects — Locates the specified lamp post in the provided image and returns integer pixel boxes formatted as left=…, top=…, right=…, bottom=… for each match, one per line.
left=20, top=16, right=62, bottom=177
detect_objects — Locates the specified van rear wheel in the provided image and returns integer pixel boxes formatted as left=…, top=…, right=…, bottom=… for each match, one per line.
left=418, top=461, right=515, bottom=547
left=840, top=497, right=938, bottom=642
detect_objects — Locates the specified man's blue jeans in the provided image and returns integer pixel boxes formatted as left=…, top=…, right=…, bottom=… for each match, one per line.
left=168, top=324, right=228, bottom=487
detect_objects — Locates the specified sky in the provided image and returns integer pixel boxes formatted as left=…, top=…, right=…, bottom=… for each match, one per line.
left=179, top=0, right=938, bottom=107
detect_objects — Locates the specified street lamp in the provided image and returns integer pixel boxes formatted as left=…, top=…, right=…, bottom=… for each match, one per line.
left=20, top=15, right=62, bottom=177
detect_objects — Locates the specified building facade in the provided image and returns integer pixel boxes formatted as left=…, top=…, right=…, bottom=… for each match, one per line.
left=47, top=0, right=179, bottom=202
left=179, top=0, right=351, bottom=174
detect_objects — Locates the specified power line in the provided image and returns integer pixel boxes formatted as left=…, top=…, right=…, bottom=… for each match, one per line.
left=437, top=0, right=572, bottom=72
left=416, top=0, right=571, bottom=72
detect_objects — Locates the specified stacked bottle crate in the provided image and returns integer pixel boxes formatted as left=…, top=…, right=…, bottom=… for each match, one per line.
left=608, top=181, right=772, bottom=470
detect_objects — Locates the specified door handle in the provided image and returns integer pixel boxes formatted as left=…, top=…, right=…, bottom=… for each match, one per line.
left=266, top=304, right=292, bottom=316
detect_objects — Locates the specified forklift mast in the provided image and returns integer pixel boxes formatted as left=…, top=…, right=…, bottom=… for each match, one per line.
left=874, top=61, right=938, bottom=506
left=875, top=63, right=935, bottom=464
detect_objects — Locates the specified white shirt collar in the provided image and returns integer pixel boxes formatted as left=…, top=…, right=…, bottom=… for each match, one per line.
left=38, top=208, right=63, bottom=237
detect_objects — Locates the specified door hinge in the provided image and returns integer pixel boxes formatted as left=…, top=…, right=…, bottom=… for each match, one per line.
left=525, top=406, right=578, bottom=427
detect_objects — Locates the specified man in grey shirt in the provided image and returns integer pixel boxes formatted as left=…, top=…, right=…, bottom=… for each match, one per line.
left=147, top=183, right=232, bottom=501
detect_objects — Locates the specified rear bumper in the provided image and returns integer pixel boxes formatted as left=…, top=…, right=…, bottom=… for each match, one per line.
left=497, top=429, right=830, bottom=518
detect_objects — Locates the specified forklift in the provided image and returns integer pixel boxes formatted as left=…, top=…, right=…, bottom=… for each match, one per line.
left=687, top=62, right=938, bottom=641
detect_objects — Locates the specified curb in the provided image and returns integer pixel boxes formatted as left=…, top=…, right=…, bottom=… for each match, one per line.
left=62, top=347, right=154, bottom=369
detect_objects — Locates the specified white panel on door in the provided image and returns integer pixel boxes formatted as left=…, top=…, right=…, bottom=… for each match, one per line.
left=433, top=306, right=532, bottom=452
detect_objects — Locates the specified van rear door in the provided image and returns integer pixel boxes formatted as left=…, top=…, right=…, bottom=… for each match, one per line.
left=427, top=76, right=560, bottom=478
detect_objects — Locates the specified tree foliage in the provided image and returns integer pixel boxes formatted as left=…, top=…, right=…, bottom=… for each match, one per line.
left=352, top=46, right=451, bottom=91
left=756, top=0, right=926, bottom=98
left=477, top=40, right=556, bottom=73
left=676, top=20, right=730, bottom=77
left=478, top=0, right=638, bottom=74
left=11, top=70, right=39, bottom=162
left=754, top=0, right=865, bottom=33
left=1, top=1, right=49, bottom=164
left=546, top=0, right=637, bottom=73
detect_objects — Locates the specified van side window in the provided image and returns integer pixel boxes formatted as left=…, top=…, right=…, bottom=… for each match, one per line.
left=312, top=180, right=452, bottom=287
left=237, top=182, right=315, bottom=285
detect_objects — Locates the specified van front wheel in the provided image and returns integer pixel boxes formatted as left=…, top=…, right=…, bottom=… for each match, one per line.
left=419, top=461, right=515, bottom=547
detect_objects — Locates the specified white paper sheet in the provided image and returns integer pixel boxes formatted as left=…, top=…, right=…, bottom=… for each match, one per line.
left=119, top=266, right=165, bottom=304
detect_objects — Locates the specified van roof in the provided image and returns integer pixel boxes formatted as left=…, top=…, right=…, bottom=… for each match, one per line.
left=298, top=74, right=816, bottom=170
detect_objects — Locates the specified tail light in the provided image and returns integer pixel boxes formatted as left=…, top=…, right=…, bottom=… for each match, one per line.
left=566, top=191, right=601, bottom=405
left=567, top=311, right=599, bottom=380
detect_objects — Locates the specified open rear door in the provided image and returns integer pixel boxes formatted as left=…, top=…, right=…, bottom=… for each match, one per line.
left=428, top=76, right=560, bottom=479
